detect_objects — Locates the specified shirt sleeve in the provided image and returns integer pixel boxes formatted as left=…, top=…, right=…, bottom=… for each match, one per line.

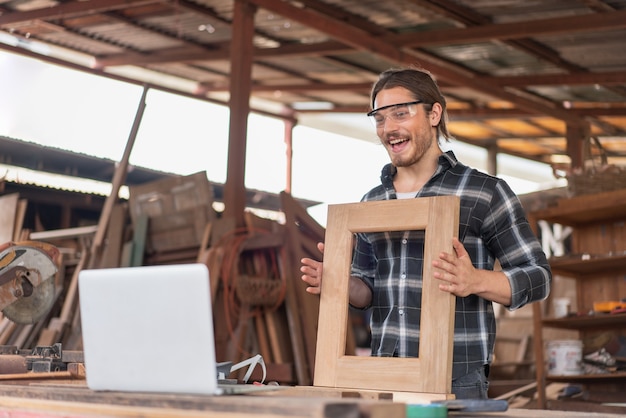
left=350, top=232, right=376, bottom=292
left=483, top=181, right=552, bottom=310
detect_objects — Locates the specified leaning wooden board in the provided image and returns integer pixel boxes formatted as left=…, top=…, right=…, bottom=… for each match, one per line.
left=0, top=193, right=19, bottom=242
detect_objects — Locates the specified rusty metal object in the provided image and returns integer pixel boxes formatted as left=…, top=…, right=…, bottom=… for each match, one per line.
left=0, top=355, right=28, bottom=375
left=0, top=241, right=59, bottom=324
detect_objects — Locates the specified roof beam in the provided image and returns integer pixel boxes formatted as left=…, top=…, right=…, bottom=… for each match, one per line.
left=0, top=0, right=160, bottom=26
left=408, top=0, right=626, bottom=102
left=408, top=0, right=585, bottom=73
left=392, top=9, right=626, bottom=47
left=245, top=0, right=577, bottom=122
left=247, top=0, right=411, bottom=63
left=0, top=41, right=297, bottom=125
left=95, top=40, right=349, bottom=67
left=202, top=81, right=373, bottom=93
left=319, top=105, right=626, bottom=118
left=206, top=69, right=626, bottom=93
left=491, top=71, right=626, bottom=87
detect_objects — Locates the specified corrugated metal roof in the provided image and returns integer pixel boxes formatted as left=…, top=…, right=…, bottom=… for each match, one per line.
left=0, top=0, right=624, bottom=169
left=0, top=135, right=322, bottom=210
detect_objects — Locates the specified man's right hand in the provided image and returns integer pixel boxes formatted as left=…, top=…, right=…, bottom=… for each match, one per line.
left=300, top=242, right=324, bottom=295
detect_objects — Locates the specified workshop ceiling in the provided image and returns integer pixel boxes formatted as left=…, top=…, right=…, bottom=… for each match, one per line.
left=1, top=0, right=626, bottom=169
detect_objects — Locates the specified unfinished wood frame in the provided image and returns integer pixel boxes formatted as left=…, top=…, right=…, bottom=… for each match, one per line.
left=314, top=196, right=459, bottom=396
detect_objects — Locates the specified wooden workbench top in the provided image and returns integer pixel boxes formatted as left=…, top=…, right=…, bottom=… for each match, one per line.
left=0, top=382, right=623, bottom=418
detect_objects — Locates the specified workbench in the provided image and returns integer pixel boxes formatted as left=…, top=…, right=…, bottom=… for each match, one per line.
left=0, top=381, right=623, bottom=418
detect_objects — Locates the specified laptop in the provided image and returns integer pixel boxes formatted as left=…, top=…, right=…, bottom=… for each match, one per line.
left=78, top=263, right=278, bottom=395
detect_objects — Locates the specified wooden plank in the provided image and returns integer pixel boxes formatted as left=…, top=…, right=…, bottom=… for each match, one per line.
left=129, top=214, right=148, bottom=267
left=0, top=383, right=407, bottom=418
left=147, top=206, right=210, bottom=252
left=37, top=87, right=148, bottom=346
left=128, top=171, right=215, bottom=224
left=276, top=228, right=312, bottom=385
left=98, top=203, right=127, bottom=268
left=0, top=370, right=83, bottom=381
left=11, top=323, right=33, bottom=349
left=0, top=318, right=17, bottom=345
left=255, top=315, right=273, bottom=363
left=30, top=225, right=98, bottom=241
left=196, top=222, right=213, bottom=264
left=234, top=306, right=252, bottom=366
left=0, top=396, right=273, bottom=418
left=283, top=385, right=446, bottom=403
left=280, top=191, right=324, bottom=385
left=12, top=198, right=27, bottom=241
left=89, top=87, right=147, bottom=266
left=314, top=197, right=459, bottom=396
left=531, top=188, right=626, bottom=225
left=0, top=193, right=19, bottom=242
left=265, top=310, right=285, bottom=364
left=239, top=212, right=295, bottom=379
left=204, top=246, right=224, bottom=303
left=119, top=240, right=134, bottom=268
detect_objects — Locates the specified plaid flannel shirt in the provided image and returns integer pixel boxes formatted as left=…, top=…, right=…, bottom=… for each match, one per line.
left=351, top=151, right=551, bottom=379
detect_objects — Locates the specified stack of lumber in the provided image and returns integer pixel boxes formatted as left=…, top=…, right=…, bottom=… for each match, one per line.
left=0, top=173, right=331, bottom=386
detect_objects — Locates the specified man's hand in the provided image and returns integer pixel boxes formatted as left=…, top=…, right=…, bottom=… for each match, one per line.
left=432, top=237, right=476, bottom=297
left=433, top=237, right=513, bottom=306
left=300, top=242, right=324, bottom=295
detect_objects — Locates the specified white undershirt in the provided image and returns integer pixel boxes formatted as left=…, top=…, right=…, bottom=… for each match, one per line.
left=396, top=191, right=418, bottom=199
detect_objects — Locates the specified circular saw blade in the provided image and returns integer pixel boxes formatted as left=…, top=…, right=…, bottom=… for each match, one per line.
left=2, top=278, right=56, bottom=324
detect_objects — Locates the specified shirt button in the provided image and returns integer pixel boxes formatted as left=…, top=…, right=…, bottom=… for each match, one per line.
left=402, top=239, right=407, bottom=244
left=399, top=309, right=404, bottom=315
left=401, top=273, right=406, bottom=279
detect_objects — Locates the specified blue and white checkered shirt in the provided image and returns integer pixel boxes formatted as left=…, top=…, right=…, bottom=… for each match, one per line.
left=351, top=151, right=551, bottom=379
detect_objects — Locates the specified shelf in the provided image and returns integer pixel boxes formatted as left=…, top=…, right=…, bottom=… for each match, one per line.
left=542, top=313, right=626, bottom=329
left=530, top=189, right=626, bottom=411
left=546, top=371, right=626, bottom=383
left=531, top=188, right=626, bottom=226
left=549, top=252, right=626, bottom=276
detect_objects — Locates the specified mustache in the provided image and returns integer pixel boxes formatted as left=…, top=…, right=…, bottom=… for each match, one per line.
left=382, top=133, right=408, bottom=143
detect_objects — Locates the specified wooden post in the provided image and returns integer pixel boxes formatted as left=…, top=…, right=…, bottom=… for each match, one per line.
left=284, top=116, right=295, bottom=194
left=223, top=0, right=257, bottom=227
left=566, top=120, right=590, bottom=170
left=283, top=111, right=297, bottom=194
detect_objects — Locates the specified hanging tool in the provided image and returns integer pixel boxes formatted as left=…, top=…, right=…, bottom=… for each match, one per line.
left=0, top=241, right=60, bottom=324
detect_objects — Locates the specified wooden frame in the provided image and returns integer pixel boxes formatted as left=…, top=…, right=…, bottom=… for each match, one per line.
left=313, top=196, right=459, bottom=397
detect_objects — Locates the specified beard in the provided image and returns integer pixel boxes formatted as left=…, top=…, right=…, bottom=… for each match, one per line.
left=385, top=129, right=435, bottom=168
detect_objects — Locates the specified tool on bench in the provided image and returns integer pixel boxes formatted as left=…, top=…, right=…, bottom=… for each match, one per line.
left=433, top=398, right=509, bottom=413
left=0, top=241, right=60, bottom=324
left=0, top=343, right=84, bottom=378
left=407, top=399, right=508, bottom=418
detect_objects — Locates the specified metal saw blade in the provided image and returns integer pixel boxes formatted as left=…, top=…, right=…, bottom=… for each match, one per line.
left=2, top=278, right=56, bottom=324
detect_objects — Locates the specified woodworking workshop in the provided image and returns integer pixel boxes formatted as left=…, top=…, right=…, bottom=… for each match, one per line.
left=1, top=0, right=626, bottom=417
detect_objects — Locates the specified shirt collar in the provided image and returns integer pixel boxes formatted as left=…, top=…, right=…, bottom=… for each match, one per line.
left=380, top=150, right=459, bottom=192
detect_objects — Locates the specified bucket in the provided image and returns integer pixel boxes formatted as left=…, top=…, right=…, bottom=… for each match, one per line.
left=547, top=340, right=583, bottom=376
left=553, top=297, right=570, bottom=318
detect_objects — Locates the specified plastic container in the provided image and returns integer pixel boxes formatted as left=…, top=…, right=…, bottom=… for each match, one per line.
left=553, top=297, right=570, bottom=318
left=547, top=340, right=583, bottom=375
left=406, top=404, right=447, bottom=418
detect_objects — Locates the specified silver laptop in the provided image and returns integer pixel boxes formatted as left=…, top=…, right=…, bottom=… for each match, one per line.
left=78, top=263, right=276, bottom=395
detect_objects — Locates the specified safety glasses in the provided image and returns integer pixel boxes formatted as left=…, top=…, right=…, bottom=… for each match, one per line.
left=367, top=100, right=424, bottom=128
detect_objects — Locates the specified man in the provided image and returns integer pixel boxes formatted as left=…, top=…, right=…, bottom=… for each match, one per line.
left=300, top=68, right=551, bottom=399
